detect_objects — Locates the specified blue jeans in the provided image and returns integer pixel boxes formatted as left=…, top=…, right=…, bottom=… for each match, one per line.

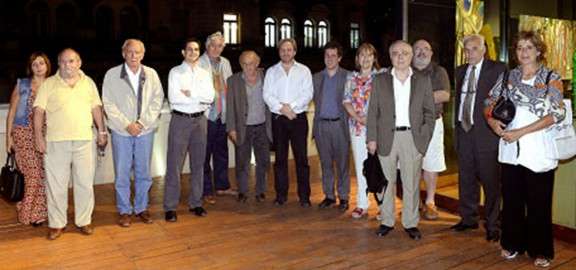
left=111, top=131, right=154, bottom=214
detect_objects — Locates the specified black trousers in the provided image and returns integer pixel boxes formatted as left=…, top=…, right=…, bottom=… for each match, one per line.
left=456, top=126, right=501, bottom=231
left=272, top=113, right=310, bottom=202
left=501, top=164, right=555, bottom=259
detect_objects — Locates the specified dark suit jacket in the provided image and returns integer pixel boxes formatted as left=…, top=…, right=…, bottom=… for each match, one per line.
left=226, top=70, right=272, bottom=145
left=366, top=70, right=436, bottom=156
left=312, top=67, right=350, bottom=141
left=454, top=59, right=506, bottom=152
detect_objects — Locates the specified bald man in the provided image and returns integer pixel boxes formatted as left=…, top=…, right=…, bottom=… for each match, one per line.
left=102, top=39, right=164, bottom=227
left=226, top=51, right=272, bottom=203
left=367, top=41, right=435, bottom=240
left=34, top=48, right=107, bottom=240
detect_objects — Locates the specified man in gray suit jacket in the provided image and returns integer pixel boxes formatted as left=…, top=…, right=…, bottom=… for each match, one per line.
left=226, top=51, right=272, bottom=203
left=367, top=40, right=435, bottom=240
left=312, top=41, right=351, bottom=211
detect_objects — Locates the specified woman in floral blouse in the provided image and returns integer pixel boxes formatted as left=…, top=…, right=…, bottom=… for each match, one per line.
left=343, top=43, right=384, bottom=219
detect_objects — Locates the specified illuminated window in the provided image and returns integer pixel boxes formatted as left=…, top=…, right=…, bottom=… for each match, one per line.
left=317, top=20, right=329, bottom=47
left=265, top=17, right=276, bottom=47
left=350, top=23, right=360, bottom=49
left=280, top=18, right=292, bottom=39
left=223, top=13, right=239, bottom=44
left=304, top=19, right=314, bottom=48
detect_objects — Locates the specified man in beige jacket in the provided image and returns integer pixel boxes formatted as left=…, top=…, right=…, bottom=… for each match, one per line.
left=102, top=39, right=164, bottom=227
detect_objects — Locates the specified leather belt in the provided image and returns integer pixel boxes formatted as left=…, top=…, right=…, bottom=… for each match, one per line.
left=395, top=126, right=411, bottom=131
left=320, top=117, right=340, bottom=122
left=172, top=110, right=204, bottom=118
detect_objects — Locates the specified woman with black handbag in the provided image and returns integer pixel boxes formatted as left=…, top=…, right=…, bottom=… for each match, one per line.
left=5, top=52, right=51, bottom=226
left=485, top=31, right=565, bottom=268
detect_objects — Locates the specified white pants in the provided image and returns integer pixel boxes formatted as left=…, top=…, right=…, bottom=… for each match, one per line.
left=45, top=140, right=96, bottom=229
left=350, top=130, right=370, bottom=209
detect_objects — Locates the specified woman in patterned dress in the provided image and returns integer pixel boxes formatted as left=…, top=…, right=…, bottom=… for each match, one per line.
left=343, top=43, right=385, bottom=219
left=5, top=52, right=51, bottom=226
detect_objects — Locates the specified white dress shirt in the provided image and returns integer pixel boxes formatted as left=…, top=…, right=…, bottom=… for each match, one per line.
left=458, top=58, right=484, bottom=124
left=168, top=61, right=215, bottom=114
left=263, top=61, right=313, bottom=114
left=124, top=63, right=141, bottom=95
left=391, top=67, right=413, bottom=127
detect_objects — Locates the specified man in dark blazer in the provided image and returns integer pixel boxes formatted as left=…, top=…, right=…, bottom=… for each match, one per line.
left=226, top=51, right=272, bottom=203
left=312, top=41, right=351, bottom=211
left=367, top=40, right=436, bottom=240
left=452, top=34, right=506, bottom=242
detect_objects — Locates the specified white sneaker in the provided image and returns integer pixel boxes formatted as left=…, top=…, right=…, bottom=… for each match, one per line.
left=534, top=257, right=551, bottom=268
left=500, top=249, right=518, bottom=260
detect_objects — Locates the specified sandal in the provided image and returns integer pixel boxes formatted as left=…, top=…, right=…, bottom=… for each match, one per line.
left=351, top=208, right=367, bottom=219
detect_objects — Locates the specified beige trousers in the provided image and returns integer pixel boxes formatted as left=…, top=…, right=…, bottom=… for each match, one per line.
left=377, top=130, right=423, bottom=228
left=44, top=140, right=95, bottom=229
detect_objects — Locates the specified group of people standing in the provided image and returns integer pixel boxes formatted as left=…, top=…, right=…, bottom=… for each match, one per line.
left=5, top=29, right=562, bottom=268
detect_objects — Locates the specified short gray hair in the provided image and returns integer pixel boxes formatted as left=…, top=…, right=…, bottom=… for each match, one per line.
left=122, top=39, right=146, bottom=52
left=463, top=34, right=485, bottom=47
left=206, top=31, right=226, bottom=47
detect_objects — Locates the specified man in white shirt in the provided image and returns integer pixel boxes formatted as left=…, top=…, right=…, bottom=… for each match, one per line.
left=164, top=38, right=215, bottom=222
left=102, top=39, right=164, bottom=227
left=263, top=38, right=314, bottom=207
left=367, top=40, right=435, bottom=240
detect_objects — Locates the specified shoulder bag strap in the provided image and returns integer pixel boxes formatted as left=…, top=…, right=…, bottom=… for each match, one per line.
left=500, top=71, right=509, bottom=99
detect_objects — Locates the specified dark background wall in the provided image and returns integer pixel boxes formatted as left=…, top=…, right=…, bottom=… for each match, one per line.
left=0, top=0, right=457, bottom=103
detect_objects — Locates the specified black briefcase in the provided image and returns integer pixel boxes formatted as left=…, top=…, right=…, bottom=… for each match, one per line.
left=0, top=152, right=25, bottom=202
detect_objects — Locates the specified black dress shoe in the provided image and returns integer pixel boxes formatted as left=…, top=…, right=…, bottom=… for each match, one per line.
left=237, top=193, right=248, bottom=203
left=300, top=200, right=311, bottom=208
left=165, top=211, right=177, bottom=222
left=318, top=198, right=336, bottom=209
left=190, top=207, right=207, bottom=217
left=404, top=227, right=422, bottom=240
left=376, top=225, right=394, bottom=237
left=338, top=200, right=349, bottom=211
left=486, top=230, right=500, bottom=242
left=255, top=193, right=266, bottom=202
left=450, top=221, right=479, bottom=231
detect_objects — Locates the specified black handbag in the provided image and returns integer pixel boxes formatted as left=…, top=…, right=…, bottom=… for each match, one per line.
left=362, top=153, right=388, bottom=205
left=492, top=71, right=515, bottom=125
left=0, top=152, right=25, bottom=202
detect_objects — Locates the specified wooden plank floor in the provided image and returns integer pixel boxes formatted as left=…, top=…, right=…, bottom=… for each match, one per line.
left=1, top=158, right=576, bottom=270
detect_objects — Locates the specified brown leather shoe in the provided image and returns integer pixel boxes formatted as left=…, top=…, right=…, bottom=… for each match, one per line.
left=47, top=228, right=64, bottom=240
left=136, top=211, right=153, bottom=224
left=118, top=214, right=131, bottom=227
left=204, top=195, right=216, bottom=204
left=78, top=224, right=94, bottom=235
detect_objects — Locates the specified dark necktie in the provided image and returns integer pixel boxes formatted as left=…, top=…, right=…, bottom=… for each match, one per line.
left=461, top=65, right=476, bottom=132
